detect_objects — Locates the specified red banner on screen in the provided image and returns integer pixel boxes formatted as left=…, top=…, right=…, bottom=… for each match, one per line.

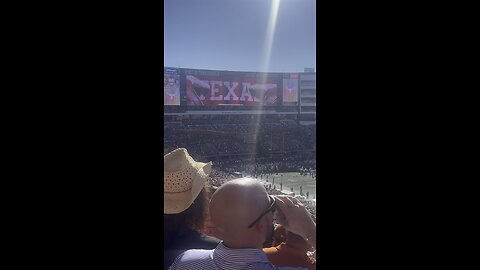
left=186, top=75, right=277, bottom=106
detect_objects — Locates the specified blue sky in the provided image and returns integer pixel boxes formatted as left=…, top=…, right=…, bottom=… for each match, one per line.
left=164, top=0, right=316, bottom=73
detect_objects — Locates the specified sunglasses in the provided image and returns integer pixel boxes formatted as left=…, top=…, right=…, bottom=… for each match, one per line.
left=247, top=195, right=276, bottom=228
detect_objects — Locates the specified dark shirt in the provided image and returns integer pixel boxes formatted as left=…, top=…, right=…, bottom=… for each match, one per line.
left=164, top=229, right=220, bottom=269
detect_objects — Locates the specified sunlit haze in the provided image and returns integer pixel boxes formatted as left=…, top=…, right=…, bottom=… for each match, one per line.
left=164, top=0, right=316, bottom=73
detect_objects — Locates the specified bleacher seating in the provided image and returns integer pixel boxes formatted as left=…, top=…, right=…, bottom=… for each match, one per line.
left=164, top=116, right=316, bottom=158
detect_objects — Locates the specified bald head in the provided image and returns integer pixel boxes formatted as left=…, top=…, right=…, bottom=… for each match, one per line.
left=209, top=178, right=271, bottom=245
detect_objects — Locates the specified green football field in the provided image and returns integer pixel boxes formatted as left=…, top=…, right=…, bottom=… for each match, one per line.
left=249, top=172, right=316, bottom=199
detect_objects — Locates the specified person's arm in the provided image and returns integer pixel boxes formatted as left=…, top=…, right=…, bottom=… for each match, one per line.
left=273, top=195, right=316, bottom=248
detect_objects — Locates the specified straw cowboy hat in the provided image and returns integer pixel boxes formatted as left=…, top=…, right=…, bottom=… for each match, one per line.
left=164, top=148, right=212, bottom=214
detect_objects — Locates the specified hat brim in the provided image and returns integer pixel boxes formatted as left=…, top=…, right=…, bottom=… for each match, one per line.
left=164, top=162, right=212, bottom=214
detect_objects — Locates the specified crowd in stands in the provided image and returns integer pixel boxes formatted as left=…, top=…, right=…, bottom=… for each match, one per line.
left=164, top=116, right=316, bottom=159
left=207, top=168, right=235, bottom=189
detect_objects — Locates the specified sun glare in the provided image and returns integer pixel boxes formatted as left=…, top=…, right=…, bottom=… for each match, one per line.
left=260, top=0, right=280, bottom=74
left=250, top=0, right=281, bottom=164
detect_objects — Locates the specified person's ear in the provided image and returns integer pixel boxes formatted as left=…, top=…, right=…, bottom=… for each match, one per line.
left=254, top=217, right=267, bottom=233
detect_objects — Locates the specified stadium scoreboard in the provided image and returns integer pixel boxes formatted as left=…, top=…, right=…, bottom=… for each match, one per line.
left=164, top=67, right=308, bottom=114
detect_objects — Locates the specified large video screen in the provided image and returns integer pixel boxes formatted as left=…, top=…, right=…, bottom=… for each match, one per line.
left=283, top=73, right=299, bottom=105
left=164, top=68, right=180, bottom=106
left=186, top=74, right=278, bottom=106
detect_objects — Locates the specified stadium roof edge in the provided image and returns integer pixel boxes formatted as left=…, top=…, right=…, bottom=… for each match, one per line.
left=164, top=66, right=314, bottom=74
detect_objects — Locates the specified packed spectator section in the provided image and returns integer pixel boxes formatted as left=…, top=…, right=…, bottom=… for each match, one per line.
left=164, top=114, right=316, bottom=162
